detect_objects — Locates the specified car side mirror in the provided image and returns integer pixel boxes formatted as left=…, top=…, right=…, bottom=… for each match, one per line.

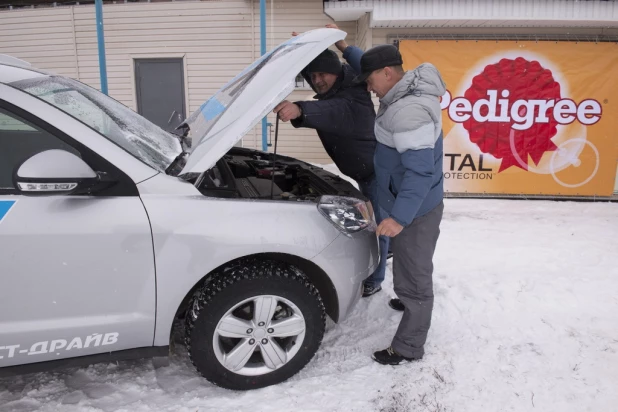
left=13, top=149, right=100, bottom=196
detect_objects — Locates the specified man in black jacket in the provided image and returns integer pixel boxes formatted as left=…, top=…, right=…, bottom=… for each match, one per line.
left=273, top=34, right=389, bottom=297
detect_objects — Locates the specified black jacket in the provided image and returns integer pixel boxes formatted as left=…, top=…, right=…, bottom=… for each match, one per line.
left=291, top=64, right=377, bottom=182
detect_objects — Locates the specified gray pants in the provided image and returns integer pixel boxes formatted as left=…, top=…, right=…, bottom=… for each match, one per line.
left=391, top=201, right=444, bottom=359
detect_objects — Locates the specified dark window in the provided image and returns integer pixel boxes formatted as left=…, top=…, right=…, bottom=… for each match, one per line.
left=134, top=58, right=186, bottom=133
left=0, top=107, right=79, bottom=191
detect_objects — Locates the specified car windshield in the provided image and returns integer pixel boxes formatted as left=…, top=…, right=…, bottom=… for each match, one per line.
left=9, top=76, right=182, bottom=173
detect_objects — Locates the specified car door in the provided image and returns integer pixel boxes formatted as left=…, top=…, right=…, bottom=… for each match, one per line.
left=0, top=102, right=156, bottom=368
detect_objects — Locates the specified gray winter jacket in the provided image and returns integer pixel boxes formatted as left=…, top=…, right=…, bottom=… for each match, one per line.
left=374, top=63, right=446, bottom=226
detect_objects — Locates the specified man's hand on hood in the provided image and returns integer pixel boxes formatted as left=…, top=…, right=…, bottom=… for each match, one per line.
left=325, top=24, right=349, bottom=53
left=377, top=217, right=404, bottom=237
left=291, top=25, right=349, bottom=53
left=274, top=100, right=302, bottom=122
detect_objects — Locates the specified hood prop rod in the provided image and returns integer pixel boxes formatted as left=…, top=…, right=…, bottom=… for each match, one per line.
left=270, top=113, right=280, bottom=199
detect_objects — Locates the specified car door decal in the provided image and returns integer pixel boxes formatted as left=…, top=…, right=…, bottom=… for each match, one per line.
left=0, top=200, right=16, bottom=224
left=0, top=332, right=120, bottom=360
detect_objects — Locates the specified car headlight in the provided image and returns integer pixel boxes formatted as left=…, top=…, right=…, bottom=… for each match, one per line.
left=318, top=195, right=376, bottom=236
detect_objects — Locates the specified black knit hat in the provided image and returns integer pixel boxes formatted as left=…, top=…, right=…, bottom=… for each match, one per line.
left=305, top=49, right=342, bottom=75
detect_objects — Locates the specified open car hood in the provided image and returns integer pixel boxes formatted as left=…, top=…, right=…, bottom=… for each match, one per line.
left=179, top=28, right=346, bottom=175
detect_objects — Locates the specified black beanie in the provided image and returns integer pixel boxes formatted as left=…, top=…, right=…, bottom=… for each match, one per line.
left=305, top=49, right=342, bottom=75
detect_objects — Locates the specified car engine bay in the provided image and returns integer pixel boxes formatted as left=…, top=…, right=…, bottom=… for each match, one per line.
left=195, top=147, right=365, bottom=202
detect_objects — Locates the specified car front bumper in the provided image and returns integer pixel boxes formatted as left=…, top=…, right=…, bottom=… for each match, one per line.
left=310, top=228, right=379, bottom=322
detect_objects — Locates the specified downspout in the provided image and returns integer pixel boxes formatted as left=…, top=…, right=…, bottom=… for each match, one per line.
left=70, top=6, right=80, bottom=81
left=251, top=0, right=256, bottom=149
left=260, top=0, right=267, bottom=151
left=95, top=0, right=108, bottom=95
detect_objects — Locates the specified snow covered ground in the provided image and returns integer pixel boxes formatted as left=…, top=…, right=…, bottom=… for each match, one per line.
left=1, top=165, right=617, bottom=412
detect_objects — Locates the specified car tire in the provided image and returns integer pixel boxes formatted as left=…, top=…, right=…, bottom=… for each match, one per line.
left=185, top=258, right=326, bottom=390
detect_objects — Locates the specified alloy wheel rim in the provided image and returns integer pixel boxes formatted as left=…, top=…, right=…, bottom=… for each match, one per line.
left=212, top=295, right=307, bottom=376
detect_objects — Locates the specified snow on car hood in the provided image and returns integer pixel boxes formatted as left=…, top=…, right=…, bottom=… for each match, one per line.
left=180, top=28, right=346, bottom=175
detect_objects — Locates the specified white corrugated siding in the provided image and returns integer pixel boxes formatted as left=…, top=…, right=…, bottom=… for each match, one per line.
left=72, top=1, right=254, bottom=112
left=0, top=7, right=79, bottom=79
left=371, top=0, right=618, bottom=27
left=325, top=0, right=618, bottom=28
left=0, top=1, right=255, bottom=119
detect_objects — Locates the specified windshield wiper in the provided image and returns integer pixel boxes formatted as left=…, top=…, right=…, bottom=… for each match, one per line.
left=165, top=117, right=192, bottom=176
left=165, top=151, right=188, bottom=176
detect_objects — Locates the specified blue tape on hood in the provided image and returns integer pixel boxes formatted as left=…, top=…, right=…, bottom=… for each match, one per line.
left=200, top=97, right=226, bottom=121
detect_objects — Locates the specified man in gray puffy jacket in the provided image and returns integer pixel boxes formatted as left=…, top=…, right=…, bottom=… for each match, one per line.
left=353, top=44, right=446, bottom=365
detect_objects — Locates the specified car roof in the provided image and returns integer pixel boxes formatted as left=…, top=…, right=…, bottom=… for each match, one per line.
left=0, top=54, right=51, bottom=84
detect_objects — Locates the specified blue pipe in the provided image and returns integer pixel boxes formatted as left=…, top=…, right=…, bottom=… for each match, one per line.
left=260, top=0, right=267, bottom=152
left=95, top=0, right=108, bottom=95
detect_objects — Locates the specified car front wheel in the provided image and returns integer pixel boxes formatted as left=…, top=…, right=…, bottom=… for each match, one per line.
left=185, top=258, right=326, bottom=390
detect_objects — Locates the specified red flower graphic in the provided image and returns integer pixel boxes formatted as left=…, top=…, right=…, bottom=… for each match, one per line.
left=463, top=57, right=561, bottom=172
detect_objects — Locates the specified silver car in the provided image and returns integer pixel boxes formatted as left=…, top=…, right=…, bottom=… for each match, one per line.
left=0, top=29, right=379, bottom=390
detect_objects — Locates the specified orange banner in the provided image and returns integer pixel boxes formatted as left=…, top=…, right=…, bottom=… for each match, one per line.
left=399, top=40, right=618, bottom=196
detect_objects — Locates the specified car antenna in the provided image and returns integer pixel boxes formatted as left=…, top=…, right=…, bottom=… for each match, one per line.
left=270, top=113, right=280, bottom=200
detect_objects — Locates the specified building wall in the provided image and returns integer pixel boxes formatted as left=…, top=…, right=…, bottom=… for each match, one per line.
left=0, top=7, right=80, bottom=79
left=357, top=12, right=372, bottom=51
left=0, top=0, right=354, bottom=165
left=372, top=26, right=618, bottom=46
left=72, top=1, right=255, bottom=114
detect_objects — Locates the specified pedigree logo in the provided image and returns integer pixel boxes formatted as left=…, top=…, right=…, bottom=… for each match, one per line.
left=439, top=57, right=602, bottom=172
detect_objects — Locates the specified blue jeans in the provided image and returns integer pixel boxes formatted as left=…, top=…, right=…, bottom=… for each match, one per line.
left=357, top=175, right=390, bottom=288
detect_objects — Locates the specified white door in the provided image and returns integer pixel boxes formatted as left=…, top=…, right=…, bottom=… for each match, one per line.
left=0, top=103, right=156, bottom=368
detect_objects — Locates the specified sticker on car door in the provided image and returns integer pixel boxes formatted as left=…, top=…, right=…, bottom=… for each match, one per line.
left=0, top=332, right=120, bottom=361
left=0, top=200, right=16, bottom=224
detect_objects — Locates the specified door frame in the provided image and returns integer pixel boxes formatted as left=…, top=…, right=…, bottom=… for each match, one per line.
left=0, top=99, right=158, bottom=369
left=129, top=53, right=190, bottom=121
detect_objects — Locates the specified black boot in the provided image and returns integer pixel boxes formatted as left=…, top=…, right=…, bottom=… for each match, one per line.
left=388, top=298, right=405, bottom=311
left=372, top=346, right=421, bottom=365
